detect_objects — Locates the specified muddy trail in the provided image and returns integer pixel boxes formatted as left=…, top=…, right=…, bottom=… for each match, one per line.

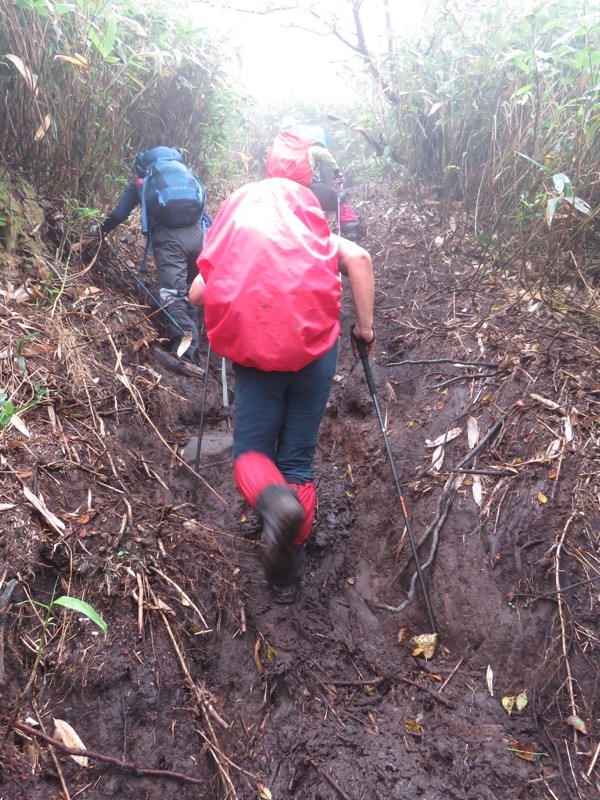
left=0, top=193, right=599, bottom=800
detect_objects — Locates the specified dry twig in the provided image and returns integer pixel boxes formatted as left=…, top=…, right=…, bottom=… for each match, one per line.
left=14, top=722, right=205, bottom=785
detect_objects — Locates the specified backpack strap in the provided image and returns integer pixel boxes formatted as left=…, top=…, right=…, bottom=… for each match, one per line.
left=201, top=209, right=213, bottom=243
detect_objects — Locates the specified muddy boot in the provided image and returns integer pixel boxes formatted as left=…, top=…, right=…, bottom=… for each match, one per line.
left=256, top=485, right=304, bottom=590
left=272, top=546, right=306, bottom=604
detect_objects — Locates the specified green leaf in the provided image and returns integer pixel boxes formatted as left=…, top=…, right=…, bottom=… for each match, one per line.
left=552, top=173, right=572, bottom=197
left=565, top=196, right=592, bottom=215
left=53, top=596, right=107, bottom=639
left=0, top=399, right=15, bottom=427
left=516, top=152, right=547, bottom=171
left=101, top=16, right=117, bottom=58
left=513, top=83, right=533, bottom=97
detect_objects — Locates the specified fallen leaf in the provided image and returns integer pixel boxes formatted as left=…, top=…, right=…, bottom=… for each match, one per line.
left=9, top=283, right=33, bottom=303
left=472, top=474, right=483, bottom=507
left=53, top=719, right=88, bottom=767
left=404, top=719, right=423, bottom=734
left=10, top=415, right=30, bottom=437
left=257, top=783, right=272, bottom=800
left=23, top=486, right=65, bottom=534
left=502, top=695, right=515, bottom=715
left=266, top=643, right=277, bottom=663
left=430, top=444, right=444, bottom=472
left=486, top=665, right=494, bottom=697
left=546, top=438, right=562, bottom=457
left=176, top=332, right=192, bottom=358
left=0, top=503, right=16, bottom=511
left=397, top=626, right=410, bottom=644
left=466, top=415, right=479, bottom=449
left=425, top=427, right=462, bottom=448
left=537, top=492, right=548, bottom=505
left=412, top=633, right=438, bottom=660
left=253, top=639, right=264, bottom=676
left=516, top=690, right=528, bottom=711
left=530, top=393, right=563, bottom=412
left=508, top=742, right=536, bottom=762
left=564, top=416, right=573, bottom=442
left=565, top=715, right=588, bottom=735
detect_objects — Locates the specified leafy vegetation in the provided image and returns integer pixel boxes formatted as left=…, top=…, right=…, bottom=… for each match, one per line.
left=0, top=0, right=245, bottom=205
left=275, top=0, right=600, bottom=296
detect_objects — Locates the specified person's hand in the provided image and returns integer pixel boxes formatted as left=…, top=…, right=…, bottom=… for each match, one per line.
left=350, top=323, right=375, bottom=360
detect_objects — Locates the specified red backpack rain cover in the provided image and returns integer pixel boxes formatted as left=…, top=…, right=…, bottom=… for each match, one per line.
left=197, top=178, right=341, bottom=372
left=265, top=131, right=313, bottom=186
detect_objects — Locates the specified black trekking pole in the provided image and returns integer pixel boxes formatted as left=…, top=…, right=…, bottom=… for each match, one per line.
left=103, top=241, right=185, bottom=335
left=191, top=340, right=211, bottom=502
left=355, top=335, right=437, bottom=634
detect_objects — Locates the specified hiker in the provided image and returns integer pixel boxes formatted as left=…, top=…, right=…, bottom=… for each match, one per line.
left=267, top=123, right=360, bottom=237
left=189, top=177, right=374, bottom=603
left=90, top=146, right=208, bottom=366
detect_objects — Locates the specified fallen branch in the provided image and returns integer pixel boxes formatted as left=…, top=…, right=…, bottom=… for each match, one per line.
left=377, top=419, right=504, bottom=613
left=324, top=677, right=385, bottom=688
left=438, top=657, right=464, bottom=694
left=400, top=677, right=455, bottom=708
left=554, top=512, right=579, bottom=724
left=146, top=585, right=243, bottom=798
left=426, top=372, right=497, bottom=390
left=14, top=722, right=205, bottom=785
left=308, top=758, right=355, bottom=800
left=386, top=358, right=498, bottom=368
left=148, top=565, right=209, bottom=630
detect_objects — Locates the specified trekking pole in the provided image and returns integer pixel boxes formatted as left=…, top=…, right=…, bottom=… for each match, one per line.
left=355, top=336, right=437, bottom=634
left=103, top=242, right=184, bottom=334
left=334, top=178, right=342, bottom=236
left=192, top=340, right=211, bottom=502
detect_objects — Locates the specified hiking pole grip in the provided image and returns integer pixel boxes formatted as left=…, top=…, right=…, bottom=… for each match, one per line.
left=356, top=336, right=377, bottom=397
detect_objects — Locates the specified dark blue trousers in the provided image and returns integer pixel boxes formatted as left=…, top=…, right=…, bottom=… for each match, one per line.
left=232, top=342, right=339, bottom=483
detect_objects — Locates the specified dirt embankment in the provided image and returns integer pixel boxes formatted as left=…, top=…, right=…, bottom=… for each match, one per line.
left=0, top=198, right=599, bottom=800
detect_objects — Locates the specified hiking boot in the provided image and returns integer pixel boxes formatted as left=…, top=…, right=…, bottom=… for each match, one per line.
left=341, top=221, right=360, bottom=237
left=271, top=546, right=306, bottom=605
left=256, top=486, right=304, bottom=587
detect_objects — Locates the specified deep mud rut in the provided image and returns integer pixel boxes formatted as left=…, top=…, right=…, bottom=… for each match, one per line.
left=1, top=200, right=599, bottom=800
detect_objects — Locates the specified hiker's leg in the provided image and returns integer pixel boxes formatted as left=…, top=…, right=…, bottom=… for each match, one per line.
left=275, top=341, right=339, bottom=544
left=309, top=181, right=339, bottom=213
left=152, top=225, right=202, bottom=362
left=232, top=366, right=305, bottom=593
left=232, top=364, right=290, bottom=487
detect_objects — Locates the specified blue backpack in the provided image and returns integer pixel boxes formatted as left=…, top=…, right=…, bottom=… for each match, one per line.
left=135, top=146, right=207, bottom=233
